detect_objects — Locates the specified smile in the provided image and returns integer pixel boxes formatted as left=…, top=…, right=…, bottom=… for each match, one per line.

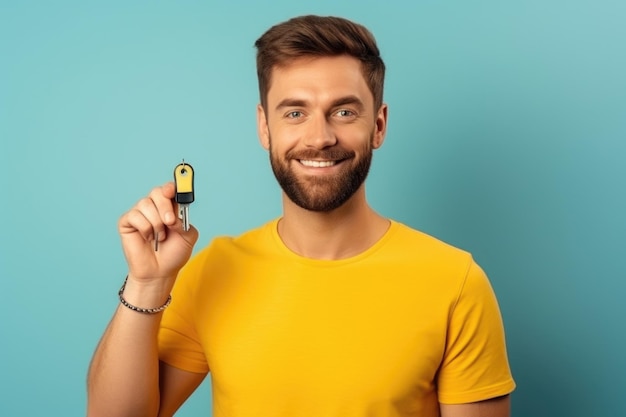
left=299, top=160, right=337, bottom=168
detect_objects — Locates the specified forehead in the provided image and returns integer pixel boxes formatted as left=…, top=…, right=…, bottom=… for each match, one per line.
left=266, top=56, right=373, bottom=108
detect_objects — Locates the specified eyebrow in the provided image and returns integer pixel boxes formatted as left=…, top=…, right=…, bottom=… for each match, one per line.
left=331, top=95, right=365, bottom=110
left=275, top=95, right=365, bottom=112
left=275, top=98, right=308, bottom=110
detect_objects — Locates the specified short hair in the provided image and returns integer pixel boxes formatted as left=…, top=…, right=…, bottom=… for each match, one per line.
left=254, top=15, right=385, bottom=110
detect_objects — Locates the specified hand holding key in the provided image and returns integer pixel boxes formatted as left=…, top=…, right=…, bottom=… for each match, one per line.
left=118, top=175, right=198, bottom=287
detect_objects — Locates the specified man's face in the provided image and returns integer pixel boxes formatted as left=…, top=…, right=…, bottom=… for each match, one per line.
left=257, top=55, right=387, bottom=212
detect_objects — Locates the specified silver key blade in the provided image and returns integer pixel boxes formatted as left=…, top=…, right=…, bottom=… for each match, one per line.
left=179, top=204, right=190, bottom=232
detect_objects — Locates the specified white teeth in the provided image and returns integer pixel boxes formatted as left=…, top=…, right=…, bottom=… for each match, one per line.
left=300, top=160, right=336, bottom=168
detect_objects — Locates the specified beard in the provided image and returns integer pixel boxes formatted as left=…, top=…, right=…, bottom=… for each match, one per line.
left=269, top=135, right=373, bottom=212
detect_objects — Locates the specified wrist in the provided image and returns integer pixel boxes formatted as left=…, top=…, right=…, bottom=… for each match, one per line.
left=119, top=275, right=175, bottom=313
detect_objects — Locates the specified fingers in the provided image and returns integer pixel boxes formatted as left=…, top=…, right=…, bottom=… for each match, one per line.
left=118, top=182, right=179, bottom=243
left=149, top=183, right=177, bottom=228
left=117, top=182, right=198, bottom=283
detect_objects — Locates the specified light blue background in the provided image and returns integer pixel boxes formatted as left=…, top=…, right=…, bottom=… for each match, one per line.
left=1, top=1, right=625, bottom=416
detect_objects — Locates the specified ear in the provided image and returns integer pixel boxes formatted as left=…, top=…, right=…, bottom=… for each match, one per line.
left=257, top=104, right=270, bottom=150
left=372, top=103, right=388, bottom=149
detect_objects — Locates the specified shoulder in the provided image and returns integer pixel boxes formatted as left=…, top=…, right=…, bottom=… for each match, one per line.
left=384, top=220, right=474, bottom=269
left=388, top=221, right=468, bottom=252
left=185, top=219, right=279, bottom=268
left=172, top=220, right=278, bottom=293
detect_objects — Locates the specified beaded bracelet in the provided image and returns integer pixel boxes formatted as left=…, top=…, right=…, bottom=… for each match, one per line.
left=118, top=276, right=172, bottom=314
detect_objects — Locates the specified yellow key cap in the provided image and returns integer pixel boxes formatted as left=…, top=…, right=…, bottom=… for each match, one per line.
left=174, top=161, right=194, bottom=231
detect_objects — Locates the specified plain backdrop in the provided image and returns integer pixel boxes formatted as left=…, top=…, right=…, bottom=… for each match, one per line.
left=1, top=1, right=625, bottom=416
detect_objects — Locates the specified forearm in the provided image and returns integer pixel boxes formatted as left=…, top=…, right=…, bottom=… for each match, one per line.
left=87, top=280, right=171, bottom=417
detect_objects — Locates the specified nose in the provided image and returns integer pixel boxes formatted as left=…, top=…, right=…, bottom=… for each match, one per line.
left=303, top=114, right=337, bottom=149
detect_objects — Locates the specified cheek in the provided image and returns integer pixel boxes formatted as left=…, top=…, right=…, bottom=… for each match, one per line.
left=336, top=125, right=373, bottom=146
left=269, top=125, right=301, bottom=150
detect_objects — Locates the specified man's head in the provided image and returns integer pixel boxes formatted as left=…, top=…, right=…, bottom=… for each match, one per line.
left=254, top=16, right=388, bottom=213
left=254, top=15, right=385, bottom=111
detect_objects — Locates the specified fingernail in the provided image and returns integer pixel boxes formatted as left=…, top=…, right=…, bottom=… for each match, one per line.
left=165, top=212, right=174, bottom=224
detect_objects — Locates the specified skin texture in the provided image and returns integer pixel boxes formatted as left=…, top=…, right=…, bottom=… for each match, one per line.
left=86, top=55, right=510, bottom=417
left=440, top=395, right=511, bottom=417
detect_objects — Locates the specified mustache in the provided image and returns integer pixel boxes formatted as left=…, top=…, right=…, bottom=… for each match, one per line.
left=286, top=148, right=355, bottom=161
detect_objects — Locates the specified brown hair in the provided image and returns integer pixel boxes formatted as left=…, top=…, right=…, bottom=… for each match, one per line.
left=254, top=15, right=385, bottom=110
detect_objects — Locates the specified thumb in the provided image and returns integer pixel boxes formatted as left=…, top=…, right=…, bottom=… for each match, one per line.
left=161, top=219, right=199, bottom=249
left=181, top=224, right=200, bottom=247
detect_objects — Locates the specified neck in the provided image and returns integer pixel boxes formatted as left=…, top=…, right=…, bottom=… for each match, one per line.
left=278, top=187, right=390, bottom=260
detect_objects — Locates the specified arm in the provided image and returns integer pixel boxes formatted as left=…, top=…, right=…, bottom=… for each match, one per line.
left=440, top=395, right=511, bottom=417
left=87, top=183, right=201, bottom=417
left=156, top=362, right=207, bottom=417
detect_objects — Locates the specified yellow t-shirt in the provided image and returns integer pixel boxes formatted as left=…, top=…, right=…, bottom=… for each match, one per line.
left=159, top=219, right=515, bottom=416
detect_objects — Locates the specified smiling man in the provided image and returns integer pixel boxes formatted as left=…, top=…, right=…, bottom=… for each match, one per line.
left=87, top=15, right=515, bottom=417
left=262, top=57, right=381, bottom=214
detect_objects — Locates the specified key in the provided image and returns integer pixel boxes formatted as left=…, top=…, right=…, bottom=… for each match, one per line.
left=174, top=161, right=195, bottom=232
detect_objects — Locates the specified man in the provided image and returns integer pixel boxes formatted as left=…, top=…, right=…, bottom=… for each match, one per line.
left=87, top=15, right=515, bottom=417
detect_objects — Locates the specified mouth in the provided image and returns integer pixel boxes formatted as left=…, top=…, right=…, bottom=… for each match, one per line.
left=298, top=159, right=339, bottom=168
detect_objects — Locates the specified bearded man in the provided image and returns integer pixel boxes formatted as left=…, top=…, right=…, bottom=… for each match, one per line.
left=88, top=15, right=515, bottom=417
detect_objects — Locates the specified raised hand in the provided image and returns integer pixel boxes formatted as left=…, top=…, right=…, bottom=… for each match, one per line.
left=118, top=182, right=199, bottom=286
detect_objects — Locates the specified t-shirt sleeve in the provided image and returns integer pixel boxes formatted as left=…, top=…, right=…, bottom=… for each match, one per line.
left=436, top=259, right=516, bottom=404
left=158, top=254, right=210, bottom=374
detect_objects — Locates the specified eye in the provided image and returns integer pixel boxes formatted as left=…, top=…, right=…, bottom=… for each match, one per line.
left=286, top=111, right=303, bottom=119
left=335, top=109, right=355, bottom=118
